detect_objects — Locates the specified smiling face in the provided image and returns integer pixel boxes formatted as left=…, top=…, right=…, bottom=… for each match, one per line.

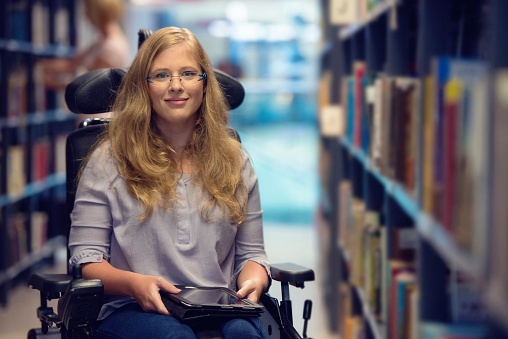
left=147, top=43, right=205, bottom=143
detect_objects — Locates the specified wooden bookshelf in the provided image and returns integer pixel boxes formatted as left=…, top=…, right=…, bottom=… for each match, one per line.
left=319, top=0, right=506, bottom=337
left=0, top=0, right=76, bottom=306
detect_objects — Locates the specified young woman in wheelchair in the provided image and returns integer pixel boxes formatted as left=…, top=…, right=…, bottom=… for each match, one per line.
left=68, top=26, right=270, bottom=339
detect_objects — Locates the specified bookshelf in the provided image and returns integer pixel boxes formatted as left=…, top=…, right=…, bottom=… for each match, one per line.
left=0, top=0, right=76, bottom=306
left=318, top=0, right=508, bottom=338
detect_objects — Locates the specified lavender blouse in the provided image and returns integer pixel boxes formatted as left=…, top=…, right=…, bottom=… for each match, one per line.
left=68, top=143, right=270, bottom=320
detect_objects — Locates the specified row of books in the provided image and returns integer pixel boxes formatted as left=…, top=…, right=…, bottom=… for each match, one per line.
left=337, top=178, right=487, bottom=339
left=5, top=211, right=48, bottom=268
left=5, top=133, right=67, bottom=198
left=337, top=57, right=490, bottom=257
left=6, top=60, right=53, bottom=118
left=5, top=0, right=70, bottom=46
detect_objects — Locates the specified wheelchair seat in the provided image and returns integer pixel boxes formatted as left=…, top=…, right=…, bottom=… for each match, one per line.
left=27, top=29, right=315, bottom=339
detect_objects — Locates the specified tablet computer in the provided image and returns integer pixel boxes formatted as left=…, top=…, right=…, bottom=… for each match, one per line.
left=159, top=286, right=264, bottom=321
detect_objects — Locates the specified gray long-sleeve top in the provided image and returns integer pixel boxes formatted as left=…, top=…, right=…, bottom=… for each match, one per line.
left=68, top=143, right=270, bottom=320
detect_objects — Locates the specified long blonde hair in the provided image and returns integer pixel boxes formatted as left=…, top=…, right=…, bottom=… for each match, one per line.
left=105, top=27, right=247, bottom=223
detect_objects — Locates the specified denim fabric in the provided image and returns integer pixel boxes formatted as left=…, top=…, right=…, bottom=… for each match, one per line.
left=94, top=303, right=267, bottom=339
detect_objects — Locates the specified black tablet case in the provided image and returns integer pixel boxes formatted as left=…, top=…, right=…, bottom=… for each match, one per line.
left=159, top=286, right=264, bottom=322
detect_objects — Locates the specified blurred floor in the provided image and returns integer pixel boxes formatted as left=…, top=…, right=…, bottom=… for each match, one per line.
left=235, top=122, right=320, bottom=225
left=0, top=122, right=339, bottom=338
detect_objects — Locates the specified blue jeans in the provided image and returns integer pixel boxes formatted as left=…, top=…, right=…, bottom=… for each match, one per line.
left=94, top=303, right=267, bottom=339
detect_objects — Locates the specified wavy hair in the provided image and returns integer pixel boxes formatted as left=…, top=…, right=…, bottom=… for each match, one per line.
left=103, top=27, right=247, bottom=223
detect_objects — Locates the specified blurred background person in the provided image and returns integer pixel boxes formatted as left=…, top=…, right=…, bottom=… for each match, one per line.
left=39, top=0, right=130, bottom=121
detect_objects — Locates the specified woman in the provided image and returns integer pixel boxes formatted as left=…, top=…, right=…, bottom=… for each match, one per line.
left=40, top=0, right=130, bottom=123
left=40, top=0, right=129, bottom=88
left=68, top=27, right=270, bottom=338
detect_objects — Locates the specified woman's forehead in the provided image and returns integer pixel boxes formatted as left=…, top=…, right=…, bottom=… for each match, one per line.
left=151, top=44, right=200, bottom=70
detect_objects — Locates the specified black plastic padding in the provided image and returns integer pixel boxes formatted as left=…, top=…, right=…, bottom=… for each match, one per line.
left=28, top=273, right=73, bottom=293
left=214, top=68, right=245, bottom=110
left=58, top=278, right=104, bottom=331
left=66, top=123, right=108, bottom=221
left=270, top=263, right=315, bottom=283
left=65, top=68, right=127, bottom=114
left=138, top=28, right=153, bottom=49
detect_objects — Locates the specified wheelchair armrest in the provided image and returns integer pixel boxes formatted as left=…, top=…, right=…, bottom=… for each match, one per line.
left=270, top=263, right=315, bottom=288
left=58, top=277, right=104, bottom=332
left=28, top=273, right=73, bottom=295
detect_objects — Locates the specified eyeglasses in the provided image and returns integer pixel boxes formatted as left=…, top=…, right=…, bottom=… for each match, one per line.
left=146, top=71, right=206, bottom=84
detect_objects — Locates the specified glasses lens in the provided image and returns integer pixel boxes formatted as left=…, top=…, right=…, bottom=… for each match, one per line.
left=181, top=72, right=197, bottom=81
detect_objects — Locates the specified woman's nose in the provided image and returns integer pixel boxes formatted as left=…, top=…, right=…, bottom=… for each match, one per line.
left=168, top=77, right=184, bottom=91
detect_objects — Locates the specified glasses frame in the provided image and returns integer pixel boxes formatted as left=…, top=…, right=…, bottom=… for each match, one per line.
left=146, top=72, right=207, bottom=84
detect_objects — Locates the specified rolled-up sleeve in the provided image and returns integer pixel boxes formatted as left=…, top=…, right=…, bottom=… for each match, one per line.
left=68, top=147, right=113, bottom=267
left=232, top=156, right=271, bottom=288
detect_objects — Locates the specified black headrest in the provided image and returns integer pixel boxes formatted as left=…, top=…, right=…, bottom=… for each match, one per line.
left=64, top=67, right=245, bottom=114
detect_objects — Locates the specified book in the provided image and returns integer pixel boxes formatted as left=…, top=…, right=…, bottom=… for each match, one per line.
left=7, top=65, right=28, bottom=118
left=345, top=76, right=355, bottom=143
left=387, top=261, right=416, bottom=339
left=33, top=61, right=47, bottom=113
left=338, top=180, right=353, bottom=252
left=30, top=211, right=48, bottom=252
left=54, top=133, right=68, bottom=174
left=7, top=213, right=28, bottom=266
left=348, top=198, right=366, bottom=288
left=394, top=271, right=417, bottom=339
left=362, top=211, right=382, bottom=315
left=32, top=137, right=50, bottom=182
left=488, top=70, right=508, bottom=306
left=7, top=145, right=27, bottom=198
left=362, top=73, right=376, bottom=154
left=54, top=5, right=70, bottom=46
left=320, top=105, right=345, bottom=137
left=453, top=63, right=489, bottom=256
left=389, top=77, right=419, bottom=194
left=8, top=0, right=29, bottom=41
left=31, top=1, right=49, bottom=46
left=430, top=57, right=488, bottom=231
left=370, top=76, right=385, bottom=171
left=353, top=62, right=366, bottom=147
left=441, top=78, right=462, bottom=232
left=422, top=75, right=436, bottom=214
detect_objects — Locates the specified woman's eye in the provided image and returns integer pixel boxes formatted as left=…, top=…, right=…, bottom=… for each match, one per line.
left=155, top=73, right=170, bottom=79
left=182, top=71, right=197, bottom=78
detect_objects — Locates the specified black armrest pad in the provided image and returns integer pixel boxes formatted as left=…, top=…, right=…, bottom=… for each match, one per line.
left=270, top=263, right=315, bottom=283
left=28, top=273, right=72, bottom=293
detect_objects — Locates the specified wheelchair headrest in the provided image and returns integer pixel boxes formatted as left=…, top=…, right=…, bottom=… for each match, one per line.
left=65, top=67, right=245, bottom=114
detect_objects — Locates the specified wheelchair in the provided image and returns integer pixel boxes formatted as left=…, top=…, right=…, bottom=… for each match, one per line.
left=26, top=29, right=315, bottom=339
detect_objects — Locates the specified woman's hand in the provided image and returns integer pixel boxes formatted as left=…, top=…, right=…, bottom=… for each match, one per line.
left=128, top=275, right=181, bottom=315
left=82, top=261, right=180, bottom=315
left=236, top=261, right=270, bottom=303
left=236, top=279, right=264, bottom=303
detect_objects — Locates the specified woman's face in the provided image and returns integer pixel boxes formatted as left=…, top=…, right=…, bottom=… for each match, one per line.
left=147, top=44, right=205, bottom=138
